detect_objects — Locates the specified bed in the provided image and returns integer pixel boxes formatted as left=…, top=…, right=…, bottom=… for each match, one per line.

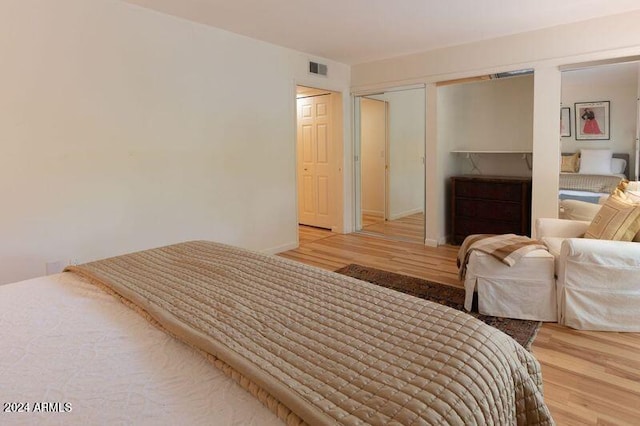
left=559, top=150, right=629, bottom=203
left=559, top=150, right=629, bottom=220
left=0, top=241, right=554, bottom=425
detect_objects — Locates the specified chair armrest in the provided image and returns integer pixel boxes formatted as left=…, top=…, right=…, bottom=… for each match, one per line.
left=559, top=238, right=640, bottom=294
left=561, top=238, right=640, bottom=267
left=535, top=218, right=590, bottom=239
left=558, top=239, right=640, bottom=330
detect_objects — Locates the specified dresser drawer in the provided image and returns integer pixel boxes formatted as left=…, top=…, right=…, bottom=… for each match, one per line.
left=455, top=198, right=522, bottom=222
left=450, top=175, right=532, bottom=244
left=454, top=218, right=524, bottom=244
left=454, top=180, right=524, bottom=202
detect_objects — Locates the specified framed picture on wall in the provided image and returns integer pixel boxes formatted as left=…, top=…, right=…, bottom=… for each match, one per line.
left=575, top=101, right=610, bottom=140
left=560, top=107, right=571, bottom=137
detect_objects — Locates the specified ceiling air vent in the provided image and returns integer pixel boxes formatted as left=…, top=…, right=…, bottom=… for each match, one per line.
left=309, top=61, right=328, bottom=76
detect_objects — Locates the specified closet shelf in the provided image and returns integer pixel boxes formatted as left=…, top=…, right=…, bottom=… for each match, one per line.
left=452, top=150, right=533, bottom=172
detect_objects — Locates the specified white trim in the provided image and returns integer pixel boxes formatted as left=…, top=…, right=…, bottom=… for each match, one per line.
left=424, top=238, right=439, bottom=247
left=560, top=55, right=640, bottom=71
left=352, top=83, right=426, bottom=97
left=262, top=242, right=299, bottom=255
left=636, top=65, right=640, bottom=181
left=352, top=46, right=640, bottom=94
left=294, top=77, right=347, bottom=94
left=424, top=236, right=449, bottom=247
left=388, top=208, right=423, bottom=221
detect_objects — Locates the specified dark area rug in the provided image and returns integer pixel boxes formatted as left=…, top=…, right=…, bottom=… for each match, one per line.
left=335, top=264, right=541, bottom=350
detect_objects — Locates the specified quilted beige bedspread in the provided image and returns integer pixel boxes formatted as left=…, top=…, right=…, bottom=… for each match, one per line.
left=560, top=173, right=622, bottom=194
left=67, top=241, right=553, bottom=425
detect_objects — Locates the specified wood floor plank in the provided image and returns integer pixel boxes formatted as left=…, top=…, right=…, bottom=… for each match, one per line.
left=279, top=227, right=640, bottom=426
left=361, top=212, right=425, bottom=244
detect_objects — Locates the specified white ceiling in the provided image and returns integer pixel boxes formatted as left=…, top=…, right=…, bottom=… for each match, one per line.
left=123, top=0, right=640, bottom=65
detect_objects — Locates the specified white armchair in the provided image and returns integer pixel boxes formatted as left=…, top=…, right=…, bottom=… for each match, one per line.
left=536, top=218, right=640, bottom=331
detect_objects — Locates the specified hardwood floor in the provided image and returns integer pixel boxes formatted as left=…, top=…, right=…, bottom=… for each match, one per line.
left=282, top=230, right=460, bottom=286
left=297, top=225, right=333, bottom=245
left=360, top=212, right=425, bottom=244
left=280, top=229, right=640, bottom=426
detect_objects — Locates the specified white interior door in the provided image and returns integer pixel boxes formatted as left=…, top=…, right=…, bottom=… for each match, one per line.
left=297, top=94, right=333, bottom=229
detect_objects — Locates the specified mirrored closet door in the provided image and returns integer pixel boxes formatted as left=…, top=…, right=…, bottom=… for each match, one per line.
left=354, top=86, right=426, bottom=243
left=559, top=60, right=640, bottom=220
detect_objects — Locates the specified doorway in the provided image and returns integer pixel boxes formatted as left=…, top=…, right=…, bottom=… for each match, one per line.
left=295, top=85, right=343, bottom=240
left=354, top=86, right=426, bottom=244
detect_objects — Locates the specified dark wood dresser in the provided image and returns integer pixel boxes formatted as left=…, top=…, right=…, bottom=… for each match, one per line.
left=450, top=175, right=532, bottom=245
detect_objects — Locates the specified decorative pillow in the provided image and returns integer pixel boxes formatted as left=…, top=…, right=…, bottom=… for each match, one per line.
left=585, top=193, right=640, bottom=241
left=610, top=158, right=627, bottom=174
left=616, top=179, right=629, bottom=192
left=579, top=149, right=613, bottom=175
left=560, top=153, right=580, bottom=173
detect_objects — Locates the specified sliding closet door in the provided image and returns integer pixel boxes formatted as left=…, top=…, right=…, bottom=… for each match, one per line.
left=354, top=86, right=426, bottom=243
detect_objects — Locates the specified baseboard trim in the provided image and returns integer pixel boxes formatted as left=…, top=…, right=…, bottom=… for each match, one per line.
left=424, top=236, right=448, bottom=247
left=263, top=242, right=299, bottom=255
left=389, top=208, right=423, bottom=221
left=424, top=238, right=439, bottom=247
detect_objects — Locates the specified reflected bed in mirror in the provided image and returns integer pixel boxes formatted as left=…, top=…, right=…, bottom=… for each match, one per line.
left=558, top=151, right=629, bottom=220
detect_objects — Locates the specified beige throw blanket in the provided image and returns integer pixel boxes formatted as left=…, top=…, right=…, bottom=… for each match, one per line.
left=67, top=241, right=553, bottom=426
left=457, top=234, right=548, bottom=280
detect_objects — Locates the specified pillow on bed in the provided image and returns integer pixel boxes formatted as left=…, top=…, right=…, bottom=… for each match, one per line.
left=610, top=158, right=627, bottom=174
left=560, top=153, right=580, bottom=173
left=585, top=193, right=640, bottom=241
left=579, top=149, right=613, bottom=175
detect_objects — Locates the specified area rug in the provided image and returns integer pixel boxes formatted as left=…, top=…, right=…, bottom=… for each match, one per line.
left=335, top=264, right=541, bottom=350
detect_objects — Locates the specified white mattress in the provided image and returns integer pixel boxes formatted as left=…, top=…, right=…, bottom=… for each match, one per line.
left=0, top=272, right=281, bottom=426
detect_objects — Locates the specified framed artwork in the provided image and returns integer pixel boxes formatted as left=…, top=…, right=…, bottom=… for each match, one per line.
left=575, top=101, right=610, bottom=140
left=560, top=107, right=571, bottom=137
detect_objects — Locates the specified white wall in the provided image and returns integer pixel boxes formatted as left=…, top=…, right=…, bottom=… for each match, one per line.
left=0, top=0, right=350, bottom=285
left=385, top=89, right=425, bottom=219
left=439, top=75, right=534, bottom=177
left=561, top=63, right=639, bottom=179
left=352, top=10, right=640, bottom=244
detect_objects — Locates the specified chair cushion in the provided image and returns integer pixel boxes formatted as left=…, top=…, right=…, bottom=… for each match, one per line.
left=585, top=193, right=640, bottom=241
